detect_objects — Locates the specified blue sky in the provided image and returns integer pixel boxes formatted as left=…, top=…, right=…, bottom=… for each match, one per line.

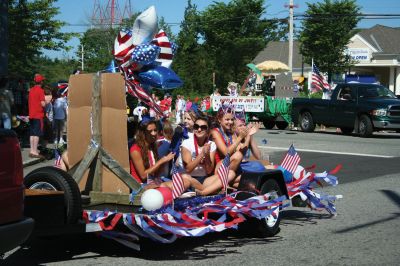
left=48, top=0, right=400, bottom=59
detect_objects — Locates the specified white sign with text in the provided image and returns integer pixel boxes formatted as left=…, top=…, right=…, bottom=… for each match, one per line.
left=212, top=96, right=264, bottom=112
left=348, top=48, right=370, bottom=61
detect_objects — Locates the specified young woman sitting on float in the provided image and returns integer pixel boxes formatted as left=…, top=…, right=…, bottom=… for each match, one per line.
left=129, top=119, right=203, bottom=192
left=210, top=105, right=249, bottom=188
left=180, top=116, right=225, bottom=195
left=233, top=111, right=274, bottom=172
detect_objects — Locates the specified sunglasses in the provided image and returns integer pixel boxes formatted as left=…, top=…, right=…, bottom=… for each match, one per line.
left=193, top=124, right=208, bottom=131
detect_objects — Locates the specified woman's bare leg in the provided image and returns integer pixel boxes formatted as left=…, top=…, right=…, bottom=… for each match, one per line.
left=196, top=170, right=236, bottom=196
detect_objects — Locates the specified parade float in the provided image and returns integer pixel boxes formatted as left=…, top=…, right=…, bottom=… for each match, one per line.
left=212, top=64, right=297, bottom=130
left=23, top=6, right=342, bottom=250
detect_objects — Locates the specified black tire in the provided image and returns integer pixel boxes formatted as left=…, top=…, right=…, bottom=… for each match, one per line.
left=255, top=179, right=282, bottom=237
left=358, top=115, right=373, bottom=137
left=24, top=167, right=82, bottom=224
left=275, top=121, right=289, bottom=130
left=263, top=120, right=275, bottom=129
left=299, top=112, right=315, bottom=132
left=340, top=127, right=353, bottom=135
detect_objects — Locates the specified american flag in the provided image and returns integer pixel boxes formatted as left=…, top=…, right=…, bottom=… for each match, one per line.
left=54, top=149, right=62, bottom=168
left=280, top=144, right=301, bottom=174
left=123, top=72, right=164, bottom=117
left=152, top=30, right=173, bottom=68
left=172, top=164, right=185, bottom=199
left=217, top=153, right=230, bottom=192
left=311, top=62, right=330, bottom=92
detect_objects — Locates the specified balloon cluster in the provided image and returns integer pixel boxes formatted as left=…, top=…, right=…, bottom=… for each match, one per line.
left=109, top=6, right=183, bottom=92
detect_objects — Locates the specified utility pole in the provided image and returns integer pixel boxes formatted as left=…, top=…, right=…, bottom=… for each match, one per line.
left=288, top=0, right=294, bottom=72
left=81, top=45, right=85, bottom=71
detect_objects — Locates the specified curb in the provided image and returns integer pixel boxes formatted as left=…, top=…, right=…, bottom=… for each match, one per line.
left=23, top=158, right=44, bottom=168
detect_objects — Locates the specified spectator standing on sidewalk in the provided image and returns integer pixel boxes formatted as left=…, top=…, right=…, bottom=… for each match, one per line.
left=175, top=95, right=183, bottom=124
left=42, top=88, right=54, bottom=146
left=0, top=77, right=14, bottom=129
left=28, top=74, right=46, bottom=158
left=53, top=89, right=68, bottom=145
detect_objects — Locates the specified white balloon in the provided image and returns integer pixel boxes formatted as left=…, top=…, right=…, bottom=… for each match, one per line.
left=141, top=189, right=164, bottom=211
left=131, top=5, right=158, bottom=45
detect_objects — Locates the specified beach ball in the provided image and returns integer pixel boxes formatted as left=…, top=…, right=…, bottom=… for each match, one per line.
left=141, top=189, right=164, bottom=211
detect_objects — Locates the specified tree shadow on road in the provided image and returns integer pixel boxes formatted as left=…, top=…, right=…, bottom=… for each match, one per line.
left=335, top=190, right=400, bottom=234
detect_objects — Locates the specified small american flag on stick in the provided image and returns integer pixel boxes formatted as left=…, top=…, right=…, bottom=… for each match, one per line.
left=280, top=144, right=301, bottom=174
left=172, top=164, right=185, bottom=199
left=54, top=149, right=62, bottom=168
left=217, top=153, right=230, bottom=193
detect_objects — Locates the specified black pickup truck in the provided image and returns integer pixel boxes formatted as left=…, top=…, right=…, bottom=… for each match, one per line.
left=291, top=83, right=400, bottom=137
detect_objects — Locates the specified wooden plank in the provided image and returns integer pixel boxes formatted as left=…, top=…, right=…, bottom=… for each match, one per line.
left=100, top=147, right=142, bottom=191
left=72, top=145, right=99, bottom=183
left=25, top=189, right=64, bottom=196
left=92, top=73, right=103, bottom=191
left=89, top=191, right=131, bottom=205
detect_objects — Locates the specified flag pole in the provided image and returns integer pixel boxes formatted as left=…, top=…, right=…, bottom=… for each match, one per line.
left=308, top=58, right=314, bottom=98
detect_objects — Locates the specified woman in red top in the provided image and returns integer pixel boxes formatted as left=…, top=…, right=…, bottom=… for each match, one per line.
left=210, top=106, right=249, bottom=188
left=130, top=120, right=203, bottom=192
left=130, top=120, right=174, bottom=184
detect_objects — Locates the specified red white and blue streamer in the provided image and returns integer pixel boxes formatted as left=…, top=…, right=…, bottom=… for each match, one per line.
left=83, top=192, right=287, bottom=247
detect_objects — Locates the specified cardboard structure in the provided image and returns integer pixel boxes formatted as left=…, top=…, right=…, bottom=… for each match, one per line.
left=68, top=73, right=131, bottom=194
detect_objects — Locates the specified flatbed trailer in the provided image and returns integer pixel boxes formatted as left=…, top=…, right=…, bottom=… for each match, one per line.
left=22, top=72, right=340, bottom=250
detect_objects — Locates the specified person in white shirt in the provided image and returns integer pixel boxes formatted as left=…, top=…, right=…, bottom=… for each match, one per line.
left=175, top=95, right=183, bottom=124
left=53, top=93, right=68, bottom=144
left=181, top=116, right=224, bottom=195
left=133, top=103, right=147, bottom=122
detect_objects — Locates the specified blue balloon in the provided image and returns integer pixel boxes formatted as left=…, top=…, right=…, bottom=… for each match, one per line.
left=171, top=42, right=178, bottom=56
left=104, top=60, right=118, bottom=73
left=138, top=66, right=183, bottom=89
left=131, top=44, right=160, bottom=65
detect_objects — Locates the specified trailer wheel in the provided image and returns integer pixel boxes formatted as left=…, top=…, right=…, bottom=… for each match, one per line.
left=255, top=179, right=282, bottom=237
left=24, top=167, right=82, bottom=224
left=358, top=115, right=373, bottom=137
left=299, top=112, right=315, bottom=132
left=263, top=120, right=275, bottom=129
left=275, top=121, right=289, bottom=130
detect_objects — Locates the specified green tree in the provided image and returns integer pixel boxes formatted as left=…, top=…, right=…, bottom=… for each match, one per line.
left=173, top=0, right=213, bottom=96
left=8, top=0, right=75, bottom=77
left=77, top=28, right=117, bottom=73
left=158, top=16, right=175, bottom=42
left=33, top=56, right=80, bottom=84
left=199, top=0, right=270, bottom=90
left=299, top=0, right=360, bottom=81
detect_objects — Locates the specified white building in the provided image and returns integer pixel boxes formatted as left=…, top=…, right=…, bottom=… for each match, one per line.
left=253, top=24, right=400, bottom=95
left=348, top=25, right=400, bottom=95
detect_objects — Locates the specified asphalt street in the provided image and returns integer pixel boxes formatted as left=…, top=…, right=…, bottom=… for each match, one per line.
left=3, top=128, right=400, bottom=265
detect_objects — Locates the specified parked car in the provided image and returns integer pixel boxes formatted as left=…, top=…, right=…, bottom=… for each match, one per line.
left=0, top=129, right=34, bottom=255
left=291, top=83, right=400, bottom=137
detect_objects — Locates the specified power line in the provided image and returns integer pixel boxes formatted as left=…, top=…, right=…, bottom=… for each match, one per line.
left=59, top=13, right=400, bottom=28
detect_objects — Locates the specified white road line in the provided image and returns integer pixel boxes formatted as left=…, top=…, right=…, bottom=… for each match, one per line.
left=258, top=146, right=395, bottom=158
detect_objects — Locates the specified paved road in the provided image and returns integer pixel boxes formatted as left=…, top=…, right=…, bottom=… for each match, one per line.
left=4, top=129, right=400, bottom=265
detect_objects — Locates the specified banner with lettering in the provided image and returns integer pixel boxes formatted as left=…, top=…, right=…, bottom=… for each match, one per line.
left=212, top=96, right=264, bottom=112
